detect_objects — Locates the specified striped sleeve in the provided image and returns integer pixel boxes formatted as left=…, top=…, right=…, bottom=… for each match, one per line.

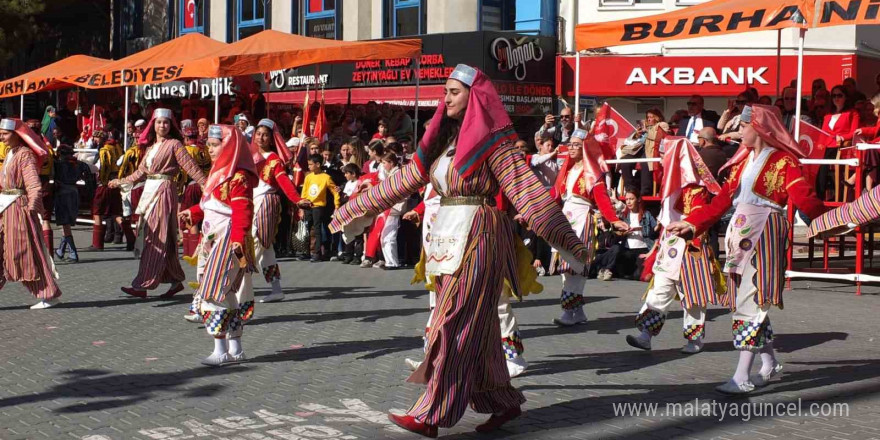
left=329, top=159, right=427, bottom=234
left=488, top=143, right=588, bottom=261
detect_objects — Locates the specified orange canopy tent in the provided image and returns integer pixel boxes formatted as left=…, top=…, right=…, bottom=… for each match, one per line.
left=61, top=32, right=229, bottom=90
left=0, top=55, right=111, bottom=99
left=574, top=0, right=879, bottom=51
left=201, top=29, right=421, bottom=77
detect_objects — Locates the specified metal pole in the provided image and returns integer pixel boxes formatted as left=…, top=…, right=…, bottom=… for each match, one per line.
left=20, top=80, right=26, bottom=118
left=776, top=29, right=782, bottom=98
left=414, top=56, right=420, bottom=147
left=214, top=79, right=220, bottom=123
left=794, top=28, right=805, bottom=141
left=574, top=52, right=581, bottom=122
left=123, top=71, right=129, bottom=150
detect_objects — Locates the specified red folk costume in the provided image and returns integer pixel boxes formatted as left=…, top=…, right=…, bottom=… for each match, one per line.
left=629, top=137, right=724, bottom=353
left=331, top=65, right=588, bottom=434
left=680, top=105, right=828, bottom=394
left=119, top=109, right=207, bottom=297
left=552, top=130, right=619, bottom=326
left=250, top=118, right=301, bottom=303
left=0, top=118, right=61, bottom=309
left=89, top=137, right=125, bottom=250
left=187, top=124, right=257, bottom=366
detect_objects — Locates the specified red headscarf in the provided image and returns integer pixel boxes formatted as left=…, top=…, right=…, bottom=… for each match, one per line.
left=0, top=118, right=48, bottom=169
left=203, top=125, right=257, bottom=201
left=554, top=129, right=608, bottom=197
left=138, top=108, right=182, bottom=147
left=658, top=137, right=721, bottom=225
left=250, top=118, right=293, bottom=167
left=721, top=104, right=808, bottom=172
left=416, top=64, right=517, bottom=178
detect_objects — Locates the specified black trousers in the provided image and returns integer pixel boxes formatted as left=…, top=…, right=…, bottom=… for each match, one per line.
left=595, top=244, right=648, bottom=279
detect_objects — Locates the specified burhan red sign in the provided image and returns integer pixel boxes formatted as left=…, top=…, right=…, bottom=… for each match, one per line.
left=557, top=55, right=854, bottom=97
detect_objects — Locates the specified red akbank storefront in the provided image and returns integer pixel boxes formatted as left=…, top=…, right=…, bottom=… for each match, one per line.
left=556, top=53, right=878, bottom=120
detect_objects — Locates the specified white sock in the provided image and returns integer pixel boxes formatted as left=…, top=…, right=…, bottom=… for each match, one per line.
left=759, top=342, right=777, bottom=375
left=228, top=338, right=242, bottom=356
left=733, top=350, right=756, bottom=385
left=270, top=278, right=282, bottom=295
left=212, top=338, right=228, bottom=356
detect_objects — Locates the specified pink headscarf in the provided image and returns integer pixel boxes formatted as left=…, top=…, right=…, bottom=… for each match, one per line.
left=250, top=118, right=293, bottom=167
left=416, top=64, right=517, bottom=178
left=721, top=104, right=808, bottom=172
left=138, top=108, right=181, bottom=147
left=658, top=137, right=721, bottom=225
left=0, top=118, right=48, bottom=170
left=203, top=125, right=257, bottom=201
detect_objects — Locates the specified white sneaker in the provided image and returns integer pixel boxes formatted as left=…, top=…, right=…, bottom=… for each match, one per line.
left=30, top=298, right=60, bottom=309
left=373, top=260, right=386, bottom=269
left=715, top=379, right=755, bottom=395
left=201, top=352, right=232, bottom=367
left=570, top=307, right=588, bottom=324
left=553, top=310, right=585, bottom=326
left=535, top=266, right=546, bottom=276
left=260, top=290, right=285, bottom=303
left=184, top=313, right=202, bottom=323
left=405, top=358, right=423, bottom=371
left=360, top=259, right=373, bottom=268
left=681, top=340, right=704, bottom=354
left=751, top=363, right=783, bottom=387
left=227, top=352, right=247, bottom=364
left=506, top=356, right=528, bottom=378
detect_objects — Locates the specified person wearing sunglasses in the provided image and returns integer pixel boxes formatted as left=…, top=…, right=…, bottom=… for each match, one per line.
left=780, top=86, right=814, bottom=133
left=676, top=95, right=720, bottom=144
left=536, top=106, right=581, bottom=145
left=816, top=85, right=860, bottom=201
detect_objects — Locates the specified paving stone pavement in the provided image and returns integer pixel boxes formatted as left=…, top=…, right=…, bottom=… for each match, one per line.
left=1, top=226, right=879, bottom=440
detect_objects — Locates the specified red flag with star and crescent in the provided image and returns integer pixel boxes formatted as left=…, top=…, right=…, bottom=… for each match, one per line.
left=798, top=119, right=831, bottom=184
left=184, top=0, right=197, bottom=28
left=592, top=102, right=635, bottom=161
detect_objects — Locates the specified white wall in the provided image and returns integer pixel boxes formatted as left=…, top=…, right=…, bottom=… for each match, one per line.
left=209, top=0, right=227, bottom=42
left=427, top=0, right=478, bottom=34
left=271, top=1, right=294, bottom=34
left=342, top=0, right=374, bottom=41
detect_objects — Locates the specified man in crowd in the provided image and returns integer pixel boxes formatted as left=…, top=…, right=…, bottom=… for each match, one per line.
left=677, top=95, right=720, bottom=144
left=780, top=86, right=814, bottom=133
left=536, top=106, right=579, bottom=144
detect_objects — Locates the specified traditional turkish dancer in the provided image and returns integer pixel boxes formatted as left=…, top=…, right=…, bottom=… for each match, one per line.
left=625, top=137, right=725, bottom=354
left=179, top=125, right=257, bottom=366
left=86, top=129, right=124, bottom=251
left=0, top=118, right=62, bottom=309
left=552, top=128, right=629, bottom=326
left=665, top=105, right=828, bottom=394
left=331, top=64, right=588, bottom=436
left=249, top=118, right=301, bottom=304
left=109, top=108, right=207, bottom=299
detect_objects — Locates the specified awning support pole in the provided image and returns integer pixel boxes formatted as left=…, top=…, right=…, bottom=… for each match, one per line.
left=574, top=51, right=581, bottom=125
left=414, top=56, right=420, bottom=148
left=123, top=71, right=129, bottom=150
left=794, top=28, right=805, bottom=141
left=20, top=80, right=26, bottom=118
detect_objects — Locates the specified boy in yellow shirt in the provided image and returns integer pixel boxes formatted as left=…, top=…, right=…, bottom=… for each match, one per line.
left=298, top=154, right=341, bottom=262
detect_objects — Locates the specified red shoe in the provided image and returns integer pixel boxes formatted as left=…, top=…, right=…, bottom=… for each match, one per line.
left=475, top=406, right=521, bottom=433
left=159, top=283, right=184, bottom=299
left=387, top=413, right=437, bottom=438
left=121, top=286, right=147, bottom=298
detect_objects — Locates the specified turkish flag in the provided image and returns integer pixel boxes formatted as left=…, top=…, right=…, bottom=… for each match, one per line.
left=592, top=103, right=635, bottom=160
left=798, top=119, right=831, bottom=183
left=184, top=0, right=196, bottom=28
left=313, top=99, right=329, bottom=142
left=301, top=89, right=312, bottom=137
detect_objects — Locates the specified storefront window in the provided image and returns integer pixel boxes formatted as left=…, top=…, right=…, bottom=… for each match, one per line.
left=480, top=0, right=516, bottom=31
left=385, top=0, right=425, bottom=37
left=237, top=0, right=265, bottom=40
left=180, top=0, right=206, bottom=35
left=304, top=0, right=337, bottom=39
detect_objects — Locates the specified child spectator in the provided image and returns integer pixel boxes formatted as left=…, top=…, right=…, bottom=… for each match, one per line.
left=297, top=154, right=341, bottom=262
left=340, top=163, right=364, bottom=265
left=372, top=118, right=388, bottom=140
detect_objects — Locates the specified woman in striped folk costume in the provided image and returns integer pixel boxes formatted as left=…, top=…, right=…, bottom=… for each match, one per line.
left=666, top=105, right=828, bottom=394
left=249, top=119, right=301, bottom=304
left=625, top=137, right=724, bottom=354
left=552, top=129, right=629, bottom=326
left=0, top=118, right=61, bottom=309
left=179, top=125, right=256, bottom=366
left=109, top=109, right=207, bottom=299
left=331, top=65, right=588, bottom=437
left=404, top=184, right=542, bottom=378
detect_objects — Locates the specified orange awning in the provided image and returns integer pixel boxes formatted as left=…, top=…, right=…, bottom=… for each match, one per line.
left=575, top=0, right=880, bottom=51
left=206, top=30, right=422, bottom=77
left=0, top=55, right=111, bottom=98
left=61, top=33, right=228, bottom=89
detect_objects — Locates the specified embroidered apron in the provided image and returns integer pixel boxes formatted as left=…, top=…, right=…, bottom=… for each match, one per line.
left=723, top=203, right=772, bottom=275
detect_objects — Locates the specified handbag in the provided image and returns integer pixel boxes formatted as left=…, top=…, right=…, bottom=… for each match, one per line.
left=291, top=219, right=309, bottom=254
